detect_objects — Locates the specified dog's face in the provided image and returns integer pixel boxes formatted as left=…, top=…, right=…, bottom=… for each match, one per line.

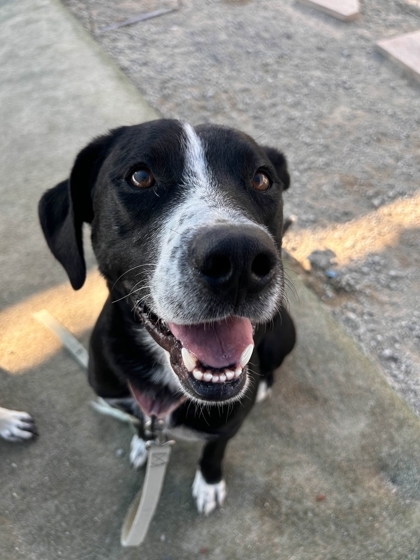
left=39, top=120, right=290, bottom=408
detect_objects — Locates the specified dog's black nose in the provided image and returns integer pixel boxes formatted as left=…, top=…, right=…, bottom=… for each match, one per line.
left=191, top=225, right=278, bottom=305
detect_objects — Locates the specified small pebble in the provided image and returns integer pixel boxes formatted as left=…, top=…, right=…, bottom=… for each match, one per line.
left=381, top=349, right=399, bottom=362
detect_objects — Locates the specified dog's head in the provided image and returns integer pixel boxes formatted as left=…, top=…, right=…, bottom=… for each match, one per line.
left=39, top=120, right=290, bottom=408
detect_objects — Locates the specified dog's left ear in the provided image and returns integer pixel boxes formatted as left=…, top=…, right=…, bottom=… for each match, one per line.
left=38, top=132, right=116, bottom=290
left=261, top=146, right=290, bottom=191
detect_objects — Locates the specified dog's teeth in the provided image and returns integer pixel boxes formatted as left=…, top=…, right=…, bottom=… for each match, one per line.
left=199, top=370, right=241, bottom=383
left=239, top=344, right=254, bottom=368
left=181, top=347, right=197, bottom=372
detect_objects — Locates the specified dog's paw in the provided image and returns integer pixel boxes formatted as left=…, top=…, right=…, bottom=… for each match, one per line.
left=256, top=380, right=272, bottom=403
left=0, top=408, right=37, bottom=442
left=192, top=468, right=226, bottom=515
left=130, top=434, right=148, bottom=469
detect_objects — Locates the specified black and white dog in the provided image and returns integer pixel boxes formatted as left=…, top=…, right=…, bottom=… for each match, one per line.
left=39, top=120, right=296, bottom=514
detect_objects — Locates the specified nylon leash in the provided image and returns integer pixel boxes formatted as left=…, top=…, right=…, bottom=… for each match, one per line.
left=33, top=309, right=89, bottom=369
left=34, top=309, right=174, bottom=547
left=121, top=417, right=175, bottom=546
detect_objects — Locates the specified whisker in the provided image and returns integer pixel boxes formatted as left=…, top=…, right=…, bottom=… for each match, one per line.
left=111, top=262, right=155, bottom=290
left=111, top=283, right=153, bottom=304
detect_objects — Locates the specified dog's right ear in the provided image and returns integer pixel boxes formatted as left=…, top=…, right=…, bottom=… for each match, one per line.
left=38, top=133, right=115, bottom=290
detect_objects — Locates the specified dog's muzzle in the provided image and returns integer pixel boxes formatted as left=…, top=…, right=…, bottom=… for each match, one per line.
left=134, top=223, right=280, bottom=407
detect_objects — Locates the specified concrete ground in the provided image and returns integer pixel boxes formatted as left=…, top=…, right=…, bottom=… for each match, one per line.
left=1, top=1, right=420, bottom=558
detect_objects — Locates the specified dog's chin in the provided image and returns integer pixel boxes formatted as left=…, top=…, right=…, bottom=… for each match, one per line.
left=135, top=303, right=253, bottom=406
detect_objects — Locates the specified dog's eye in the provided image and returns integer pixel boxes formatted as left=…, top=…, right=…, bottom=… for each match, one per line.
left=252, top=171, right=271, bottom=192
left=130, top=168, right=155, bottom=189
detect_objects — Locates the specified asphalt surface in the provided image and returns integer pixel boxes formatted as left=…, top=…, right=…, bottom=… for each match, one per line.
left=1, top=1, right=420, bottom=558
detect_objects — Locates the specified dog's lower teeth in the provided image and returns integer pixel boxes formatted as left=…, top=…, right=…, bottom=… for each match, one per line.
left=192, top=366, right=244, bottom=383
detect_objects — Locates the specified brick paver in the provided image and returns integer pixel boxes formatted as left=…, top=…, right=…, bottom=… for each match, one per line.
left=377, top=30, right=420, bottom=83
left=296, top=0, right=360, bottom=21
left=402, top=0, right=420, bottom=12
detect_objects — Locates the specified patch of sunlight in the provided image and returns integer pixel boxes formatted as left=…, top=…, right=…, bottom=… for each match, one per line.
left=0, top=270, right=107, bottom=374
left=283, top=191, right=420, bottom=270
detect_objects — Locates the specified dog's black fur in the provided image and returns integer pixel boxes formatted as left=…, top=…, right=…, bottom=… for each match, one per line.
left=39, top=119, right=296, bottom=511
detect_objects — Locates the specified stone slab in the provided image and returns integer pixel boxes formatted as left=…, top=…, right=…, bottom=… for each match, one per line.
left=377, top=30, right=420, bottom=84
left=401, top=0, right=420, bottom=15
left=296, top=0, right=360, bottom=21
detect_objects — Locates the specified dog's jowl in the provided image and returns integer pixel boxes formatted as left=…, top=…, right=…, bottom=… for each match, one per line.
left=39, top=120, right=296, bottom=514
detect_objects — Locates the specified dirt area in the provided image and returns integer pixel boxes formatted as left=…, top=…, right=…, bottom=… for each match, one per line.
left=62, top=0, right=420, bottom=414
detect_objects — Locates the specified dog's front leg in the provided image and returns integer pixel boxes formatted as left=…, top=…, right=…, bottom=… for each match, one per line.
left=193, top=437, right=229, bottom=515
left=130, top=433, right=148, bottom=469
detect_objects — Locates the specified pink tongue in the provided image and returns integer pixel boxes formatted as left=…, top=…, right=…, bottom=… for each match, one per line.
left=168, top=316, right=253, bottom=369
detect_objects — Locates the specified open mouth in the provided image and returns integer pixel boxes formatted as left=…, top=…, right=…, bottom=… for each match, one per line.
left=134, top=303, right=255, bottom=408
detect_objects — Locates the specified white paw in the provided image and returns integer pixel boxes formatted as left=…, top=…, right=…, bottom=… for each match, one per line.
left=129, top=434, right=148, bottom=469
left=192, top=468, right=226, bottom=515
left=0, top=407, right=37, bottom=442
left=256, top=380, right=272, bottom=403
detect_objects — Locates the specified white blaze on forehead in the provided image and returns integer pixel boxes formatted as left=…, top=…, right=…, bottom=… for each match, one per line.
left=179, top=122, right=245, bottom=222
left=182, top=122, right=212, bottom=190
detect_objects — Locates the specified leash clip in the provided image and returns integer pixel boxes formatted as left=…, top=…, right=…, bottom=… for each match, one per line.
left=144, top=415, right=175, bottom=446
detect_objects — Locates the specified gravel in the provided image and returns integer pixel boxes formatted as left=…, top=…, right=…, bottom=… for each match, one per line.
left=62, top=0, right=420, bottom=414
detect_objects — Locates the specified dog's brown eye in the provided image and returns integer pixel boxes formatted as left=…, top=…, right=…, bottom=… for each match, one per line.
left=130, top=168, right=155, bottom=189
left=252, top=171, right=271, bottom=192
